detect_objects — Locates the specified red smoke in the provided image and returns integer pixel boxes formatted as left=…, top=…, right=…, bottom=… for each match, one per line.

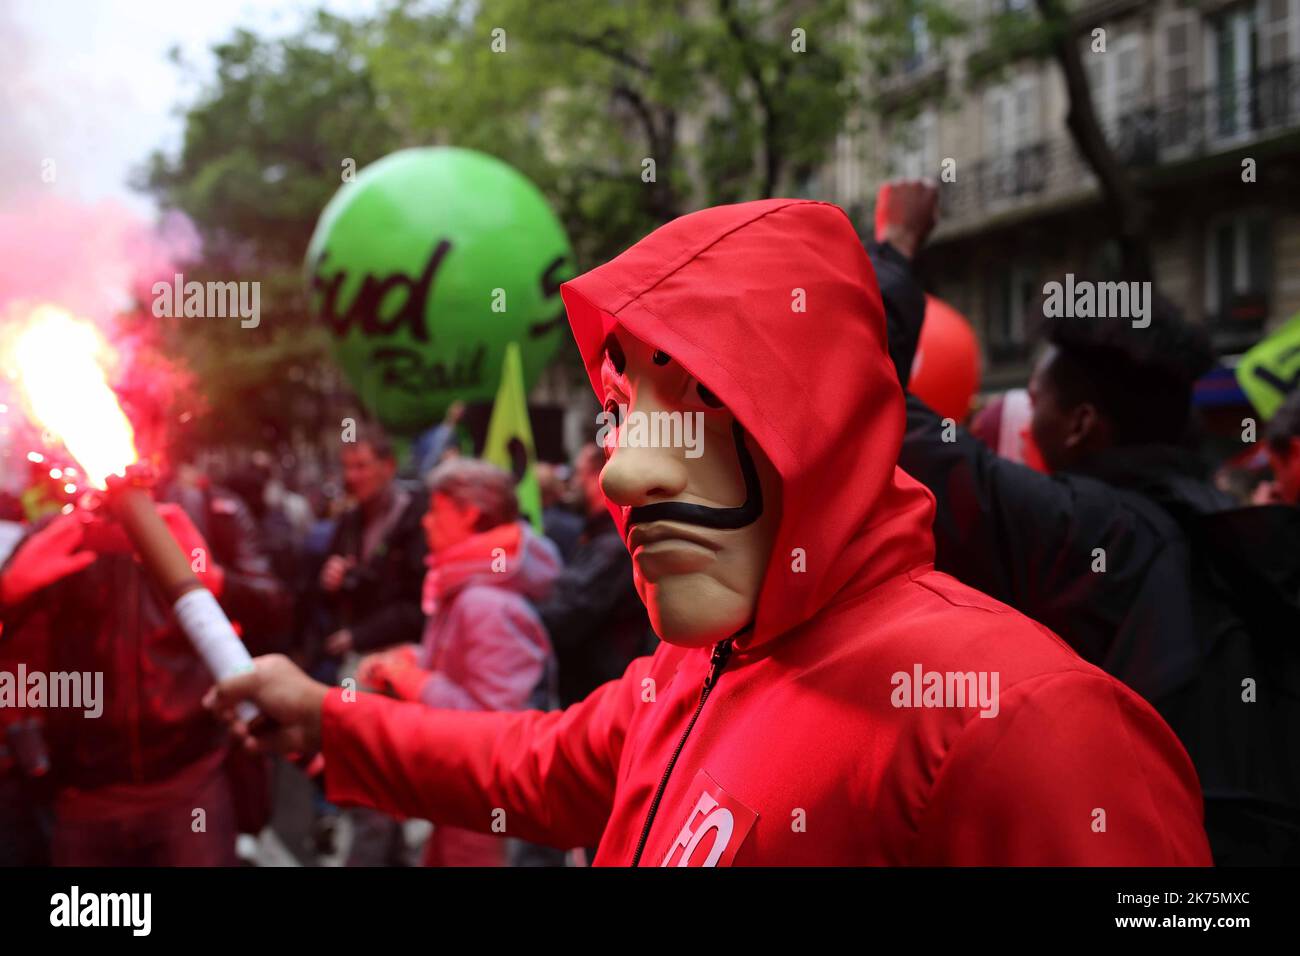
left=0, top=195, right=204, bottom=488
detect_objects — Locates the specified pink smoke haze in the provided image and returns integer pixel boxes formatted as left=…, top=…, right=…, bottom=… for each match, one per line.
left=0, top=194, right=201, bottom=322
left=0, top=196, right=204, bottom=489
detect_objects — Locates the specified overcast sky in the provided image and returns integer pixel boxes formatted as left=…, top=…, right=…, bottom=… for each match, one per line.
left=1, top=0, right=379, bottom=217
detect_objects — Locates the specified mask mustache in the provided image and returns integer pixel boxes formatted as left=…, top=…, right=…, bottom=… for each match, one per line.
left=626, top=420, right=763, bottom=531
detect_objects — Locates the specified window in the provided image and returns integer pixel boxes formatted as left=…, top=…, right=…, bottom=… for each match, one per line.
left=1260, top=0, right=1294, bottom=68
left=1206, top=6, right=1258, bottom=142
left=1205, top=213, right=1271, bottom=330
left=984, top=77, right=1038, bottom=156
left=1258, top=0, right=1297, bottom=128
left=1159, top=13, right=1196, bottom=153
left=1164, top=17, right=1192, bottom=85
left=983, top=77, right=1041, bottom=201
left=1085, top=32, right=1143, bottom=139
left=986, top=263, right=1038, bottom=361
left=1014, top=78, right=1038, bottom=147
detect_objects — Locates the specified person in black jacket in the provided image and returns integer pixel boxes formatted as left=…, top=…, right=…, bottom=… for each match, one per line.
left=535, top=444, right=654, bottom=707
left=306, top=425, right=426, bottom=672
left=872, top=178, right=1300, bottom=865
left=298, top=425, right=427, bottom=861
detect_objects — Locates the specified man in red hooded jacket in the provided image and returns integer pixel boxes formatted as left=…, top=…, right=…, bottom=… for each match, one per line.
left=211, top=199, right=1211, bottom=865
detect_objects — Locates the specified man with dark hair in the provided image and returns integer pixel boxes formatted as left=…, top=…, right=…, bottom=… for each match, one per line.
left=1029, top=293, right=1214, bottom=465
left=307, top=423, right=426, bottom=666
left=301, top=422, right=427, bottom=860
left=876, top=179, right=1300, bottom=864
left=1263, top=389, right=1300, bottom=505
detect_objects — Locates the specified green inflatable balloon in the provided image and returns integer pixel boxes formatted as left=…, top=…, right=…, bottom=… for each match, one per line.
left=306, top=147, right=574, bottom=434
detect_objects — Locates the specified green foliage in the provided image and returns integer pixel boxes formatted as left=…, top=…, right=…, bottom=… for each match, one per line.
left=863, top=0, right=969, bottom=79
left=141, top=12, right=402, bottom=450
left=146, top=13, right=402, bottom=267
left=368, top=0, right=860, bottom=262
left=967, top=9, right=1055, bottom=84
left=142, top=1, right=920, bottom=450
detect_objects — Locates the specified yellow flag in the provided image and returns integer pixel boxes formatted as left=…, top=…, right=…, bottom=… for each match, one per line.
left=483, top=342, right=543, bottom=531
left=1236, top=312, right=1300, bottom=419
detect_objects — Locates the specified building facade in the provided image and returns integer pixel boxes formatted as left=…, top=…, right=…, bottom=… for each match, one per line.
left=822, top=0, right=1300, bottom=390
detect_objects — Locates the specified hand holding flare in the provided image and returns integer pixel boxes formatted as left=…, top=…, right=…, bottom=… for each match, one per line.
left=3, top=307, right=251, bottom=717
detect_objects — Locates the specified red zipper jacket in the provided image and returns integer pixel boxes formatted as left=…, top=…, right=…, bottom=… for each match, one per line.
left=321, top=199, right=1211, bottom=865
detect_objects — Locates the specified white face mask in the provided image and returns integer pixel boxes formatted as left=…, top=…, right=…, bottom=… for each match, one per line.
left=597, top=328, right=781, bottom=648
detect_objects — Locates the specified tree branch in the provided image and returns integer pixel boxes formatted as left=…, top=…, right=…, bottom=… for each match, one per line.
left=719, top=0, right=781, bottom=197
left=552, top=28, right=652, bottom=74
left=1034, top=0, right=1152, bottom=284
left=612, top=82, right=680, bottom=222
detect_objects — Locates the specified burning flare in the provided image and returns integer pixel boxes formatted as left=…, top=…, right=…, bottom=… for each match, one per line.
left=2, top=305, right=138, bottom=488
left=2, top=304, right=258, bottom=715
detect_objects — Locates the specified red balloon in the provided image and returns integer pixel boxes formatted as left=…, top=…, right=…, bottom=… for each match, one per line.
left=909, top=295, right=981, bottom=421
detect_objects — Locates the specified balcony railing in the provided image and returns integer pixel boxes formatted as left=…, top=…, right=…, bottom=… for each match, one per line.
left=939, top=139, right=1085, bottom=223
left=938, top=60, right=1300, bottom=227
left=1117, top=59, right=1300, bottom=164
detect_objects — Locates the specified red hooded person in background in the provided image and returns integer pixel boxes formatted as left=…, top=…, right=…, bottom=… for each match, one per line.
left=216, top=199, right=1211, bottom=865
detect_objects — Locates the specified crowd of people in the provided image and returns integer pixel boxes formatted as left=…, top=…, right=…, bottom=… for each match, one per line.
left=0, top=424, right=653, bottom=866
left=1, top=179, right=1297, bottom=866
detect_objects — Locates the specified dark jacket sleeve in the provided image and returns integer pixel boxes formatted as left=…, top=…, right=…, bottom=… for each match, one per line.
left=297, top=514, right=353, bottom=661
left=535, top=535, right=635, bottom=657
left=865, top=239, right=927, bottom=390
left=207, top=493, right=293, bottom=655
left=348, top=502, right=427, bottom=653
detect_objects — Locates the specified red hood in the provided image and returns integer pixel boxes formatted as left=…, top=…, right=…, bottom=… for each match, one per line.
left=560, top=199, right=936, bottom=648
left=321, top=203, right=1211, bottom=864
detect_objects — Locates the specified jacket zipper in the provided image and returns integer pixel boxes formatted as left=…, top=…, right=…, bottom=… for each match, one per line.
left=630, top=636, right=733, bottom=867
